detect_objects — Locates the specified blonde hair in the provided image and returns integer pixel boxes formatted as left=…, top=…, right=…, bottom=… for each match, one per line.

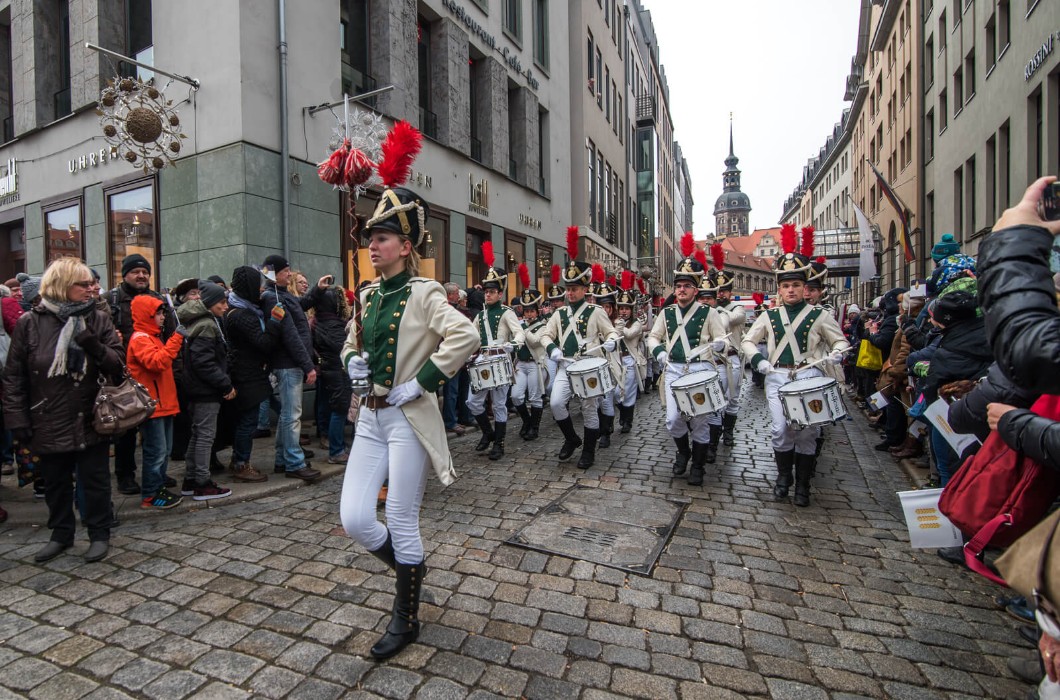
left=40, top=258, right=92, bottom=302
left=404, top=246, right=421, bottom=277
left=288, top=269, right=306, bottom=298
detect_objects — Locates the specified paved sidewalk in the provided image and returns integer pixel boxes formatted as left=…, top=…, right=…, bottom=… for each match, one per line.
left=0, top=381, right=1039, bottom=699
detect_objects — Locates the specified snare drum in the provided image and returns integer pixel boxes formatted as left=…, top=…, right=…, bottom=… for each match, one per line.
left=778, top=375, right=846, bottom=427
left=567, top=357, right=615, bottom=398
left=469, top=352, right=514, bottom=392
left=670, top=370, right=726, bottom=417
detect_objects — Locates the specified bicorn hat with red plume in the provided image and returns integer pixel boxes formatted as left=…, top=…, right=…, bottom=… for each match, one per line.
left=772, top=223, right=812, bottom=282
left=617, top=270, right=637, bottom=306
left=806, top=255, right=829, bottom=290
left=480, top=241, right=507, bottom=292
left=562, top=226, right=592, bottom=286
left=360, top=121, right=432, bottom=246
left=548, top=263, right=564, bottom=300
left=518, top=262, right=543, bottom=307
left=673, top=232, right=704, bottom=283
left=711, top=242, right=736, bottom=291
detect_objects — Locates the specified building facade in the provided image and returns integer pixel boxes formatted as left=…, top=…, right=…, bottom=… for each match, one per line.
left=921, top=0, right=1060, bottom=259
left=810, top=112, right=853, bottom=232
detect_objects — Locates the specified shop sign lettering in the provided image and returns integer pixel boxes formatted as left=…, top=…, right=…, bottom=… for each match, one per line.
left=1026, top=32, right=1057, bottom=81
left=0, top=158, right=19, bottom=206
left=440, top=0, right=540, bottom=91
left=69, top=145, right=119, bottom=174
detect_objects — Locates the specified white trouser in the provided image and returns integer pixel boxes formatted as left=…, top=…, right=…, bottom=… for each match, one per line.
left=467, top=384, right=509, bottom=423
left=765, top=367, right=822, bottom=453
left=545, top=358, right=558, bottom=392
left=724, top=353, right=743, bottom=416
left=339, top=406, right=429, bottom=565
left=600, top=384, right=615, bottom=416
left=664, top=361, right=717, bottom=442
left=619, top=355, right=638, bottom=408
left=550, top=363, right=600, bottom=429
left=512, top=360, right=542, bottom=408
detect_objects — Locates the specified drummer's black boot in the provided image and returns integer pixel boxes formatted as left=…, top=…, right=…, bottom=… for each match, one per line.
left=687, top=441, right=709, bottom=486
left=773, top=450, right=795, bottom=500
left=705, top=425, right=722, bottom=464
left=370, top=561, right=424, bottom=660
left=473, top=414, right=494, bottom=452
left=793, top=453, right=815, bottom=507
left=619, top=405, right=634, bottom=433
left=368, top=531, right=396, bottom=570
left=598, top=412, right=613, bottom=448
left=557, top=418, right=582, bottom=460
left=672, top=435, right=691, bottom=476
left=527, top=407, right=542, bottom=441
left=488, top=422, right=507, bottom=460
left=577, top=428, right=599, bottom=469
left=722, top=413, right=737, bottom=447
left=516, top=404, right=532, bottom=439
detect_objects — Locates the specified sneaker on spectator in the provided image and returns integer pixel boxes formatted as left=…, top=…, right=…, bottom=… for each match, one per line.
left=1007, top=602, right=1038, bottom=626
left=327, top=452, right=349, bottom=465
left=1007, top=655, right=1044, bottom=684
left=141, top=489, right=182, bottom=510
left=232, top=462, right=267, bottom=483
left=936, top=546, right=966, bottom=568
left=33, top=480, right=46, bottom=499
left=1, top=462, right=13, bottom=476
left=180, top=479, right=196, bottom=497
left=995, top=593, right=1028, bottom=609
left=192, top=480, right=232, bottom=501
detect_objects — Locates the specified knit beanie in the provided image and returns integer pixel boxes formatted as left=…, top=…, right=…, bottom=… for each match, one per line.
left=198, top=280, right=227, bottom=309
left=262, top=255, right=290, bottom=281
left=931, top=234, right=961, bottom=263
left=121, top=253, right=152, bottom=276
left=934, top=290, right=978, bottom=326
left=207, top=274, right=227, bottom=288
left=16, top=272, right=41, bottom=304
left=231, top=265, right=263, bottom=304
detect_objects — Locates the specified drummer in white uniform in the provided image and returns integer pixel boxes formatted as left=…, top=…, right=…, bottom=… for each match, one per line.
left=614, top=271, right=646, bottom=434
left=512, top=263, right=547, bottom=441
left=710, top=243, right=748, bottom=448
left=804, top=252, right=839, bottom=458
left=543, top=264, right=565, bottom=392
left=741, top=224, right=849, bottom=507
left=646, top=234, right=727, bottom=486
left=467, top=244, right=525, bottom=461
left=540, top=227, right=620, bottom=470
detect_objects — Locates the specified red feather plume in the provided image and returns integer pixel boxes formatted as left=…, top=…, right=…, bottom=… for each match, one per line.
left=752, top=292, right=764, bottom=306
left=816, top=256, right=826, bottom=264
left=566, top=226, right=580, bottom=260
left=710, top=243, right=725, bottom=271
left=482, top=241, right=495, bottom=267
left=518, top=262, right=531, bottom=290
left=680, top=232, right=696, bottom=258
left=591, top=263, right=605, bottom=285
left=376, top=121, right=423, bottom=188
left=780, top=223, right=798, bottom=254
left=607, top=274, right=616, bottom=287
left=636, top=278, right=646, bottom=294
left=800, top=226, right=815, bottom=258
left=550, top=264, right=561, bottom=285
left=694, top=249, right=708, bottom=269
left=621, top=270, right=634, bottom=291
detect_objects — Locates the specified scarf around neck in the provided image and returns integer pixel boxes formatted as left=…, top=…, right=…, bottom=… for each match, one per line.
left=228, top=291, right=265, bottom=329
left=39, top=297, right=97, bottom=379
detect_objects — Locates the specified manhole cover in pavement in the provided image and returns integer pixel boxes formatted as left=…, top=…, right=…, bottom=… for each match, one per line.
left=506, top=486, right=688, bottom=575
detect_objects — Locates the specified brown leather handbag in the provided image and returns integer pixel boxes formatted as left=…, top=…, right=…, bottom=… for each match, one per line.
left=996, top=509, right=1060, bottom=621
left=92, top=368, right=157, bottom=436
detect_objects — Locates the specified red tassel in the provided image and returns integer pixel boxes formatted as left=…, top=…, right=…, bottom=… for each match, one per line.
left=780, top=223, right=798, bottom=254
left=518, top=262, right=531, bottom=289
left=694, top=249, right=707, bottom=269
left=800, top=226, right=816, bottom=258
left=711, top=243, right=726, bottom=271
left=482, top=241, right=495, bottom=267
left=816, top=256, right=826, bottom=264
left=591, top=263, right=605, bottom=285
left=551, top=263, right=561, bottom=285
left=376, top=121, right=423, bottom=188
left=342, top=147, right=375, bottom=188
left=680, top=232, right=696, bottom=258
left=566, top=226, right=580, bottom=260
left=621, top=270, right=634, bottom=291
left=317, top=140, right=349, bottom=185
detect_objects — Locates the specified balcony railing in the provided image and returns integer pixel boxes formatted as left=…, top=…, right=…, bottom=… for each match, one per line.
left=419, top=107, right=437, bottom=139
left=635, top=95, right=656, bottom=125
left=470, top=137, right=482, bottom=163
left=54, top=88, right=71, bottom=120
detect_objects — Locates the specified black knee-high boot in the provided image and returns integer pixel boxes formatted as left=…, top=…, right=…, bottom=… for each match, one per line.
left=619, top=405, right=634, bottom=433
left=527, top=407, right=542, bottom=440
left=793, top=453, right=815, bottom=507
left=577, top=427, right=599, bottom=469
left=774, top=450, right=795, bottom=499
left=705, top=425, right=722, bottom=463
left=474, top=413, right=494, bottom=451
left=598, top=412, right=613, bottom=448
left=687, top=441, right=710, bottom=486
left=557, top=417, right=582, bottom=460
left=370, top=561, right=424, bottom=660
left=368, top=532, right=396, bottom=570
left=516, top=404, right=532, bottom=439
left=672, top=435, right=691, bottom=476
left=488, top=422, right=507, bottom=460
left=722, top=413, right=737, bottom=447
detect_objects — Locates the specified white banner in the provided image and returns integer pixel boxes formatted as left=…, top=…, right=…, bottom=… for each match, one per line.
left=897, top=488, right=964, bottom=549
left=853, top=201, right=877, bottom=280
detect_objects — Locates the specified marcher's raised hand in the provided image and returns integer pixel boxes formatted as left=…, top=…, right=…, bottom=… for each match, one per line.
left=756, top=359, right=772, bottom=374
left=347, top=354, right=370, bottom=380
left=994, top=176, right=1060, bottom=234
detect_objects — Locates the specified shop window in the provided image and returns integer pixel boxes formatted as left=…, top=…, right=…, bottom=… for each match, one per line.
left=44, top=199, right=83, bottom=265
left=106, top=181, right=156, bottom=290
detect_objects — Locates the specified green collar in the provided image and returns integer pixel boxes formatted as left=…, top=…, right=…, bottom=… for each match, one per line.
left=486, top=300, right=501, bottom=310
left=568, top=299, right=586, bottom=313
left=783, top=300, right=807, bottom=314
left=380, top=272, right=411, bottom=294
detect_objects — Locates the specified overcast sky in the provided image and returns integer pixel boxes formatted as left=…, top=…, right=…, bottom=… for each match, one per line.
left=648, top=1, right=862, bottom=234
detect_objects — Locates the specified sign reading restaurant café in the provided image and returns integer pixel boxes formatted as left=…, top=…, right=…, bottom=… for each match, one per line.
left=440, top=0, right=541, bottom=91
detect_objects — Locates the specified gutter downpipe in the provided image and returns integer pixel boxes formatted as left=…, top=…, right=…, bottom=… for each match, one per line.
left=279, top=0, right=290, bottom=261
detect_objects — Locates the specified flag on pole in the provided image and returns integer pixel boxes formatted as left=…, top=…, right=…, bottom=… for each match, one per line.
left=867, top=160, right=916, bottom=263
left=852, top=199, right=877, bottom=280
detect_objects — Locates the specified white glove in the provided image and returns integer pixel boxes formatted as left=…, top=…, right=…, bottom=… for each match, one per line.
left=550, top=348, right=564, bottom=362
left=614, top=318, right=626, bottom=329
left=656, top=351, right=668, bottom=365
left=347, top=355, right=369, bottom=380
left=386, top=379, right=424, bottom=407
left=602, top=339, right=617, bottom=352
left=501, top=342, right=514, bottom=353
left=711, top=340, right=727, bottom=352
left=828, top=351, right=845, bottom=365
left=756, top=359, right=772, bottom=374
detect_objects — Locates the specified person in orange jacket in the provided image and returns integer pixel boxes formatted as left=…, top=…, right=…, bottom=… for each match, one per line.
left=127, top=295, right=186, bottom=509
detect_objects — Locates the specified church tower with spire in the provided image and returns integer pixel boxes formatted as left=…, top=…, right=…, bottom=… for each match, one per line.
left=713, top=117, right=752, bottom=238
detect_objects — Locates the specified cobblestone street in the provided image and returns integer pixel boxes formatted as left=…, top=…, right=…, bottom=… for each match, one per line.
left=0, top=381, right=1039, bottom=699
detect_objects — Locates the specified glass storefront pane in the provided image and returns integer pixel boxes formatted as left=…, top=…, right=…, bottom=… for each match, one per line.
left=107, top=183, right=155, bottom=290
left=45, top=203, right=82, bottom=265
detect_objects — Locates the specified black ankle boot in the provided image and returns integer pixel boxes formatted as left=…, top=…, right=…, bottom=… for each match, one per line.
left=722, top=413, right=737, bottom=447
left=370, top=561, right=424, bottom=660
left=557, top=417, right=582, bottom=460
left=516, top=405, right=532, bottom=439
left=369, top=533, right=396, bottom=570
left=774, top=450, right=795, bottom=499
left=527, top=407, right=542, bottom=440
left=793, top=453, right=815, bottom=507
left=687, top=441, right=709, bottom=486
left=489, top=422, right=507, bottom=460
left=705, top=425, right=722, bottom=464
left=598, top=413, right=613, bottom=448
left=474, top=414, right=494, bottom=452
left=672, top=435, right=691, bottom=476
left=577, top=428, right=599, bottom=469
left=619, top=405, right=634, bottom=433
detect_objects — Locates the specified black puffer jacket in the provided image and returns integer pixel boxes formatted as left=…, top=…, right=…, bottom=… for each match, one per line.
left=106, top=282, right=176, bottom=350
left=225, top=267, right=282, bottom=410
left=2, top=305, right=125, bottom=454
left=176, top=300, right=232, bottom=402
left=977, top=225, right=1060, bottom=392
left=313, top=289, right=352, bottom=413
left=948, top=362, right=1039, bottom=443
left=867, top=288, right=905, bottom=353
left=260, top=282, right=321, bottom=376
left=997, top=404, right=1060, bottom=471
left=920, top=315, right=993, bottom=403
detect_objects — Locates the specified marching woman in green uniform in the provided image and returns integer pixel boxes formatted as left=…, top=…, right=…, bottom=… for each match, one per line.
left=339, top=185, right=478, bottom=660
left=512, top=264, right=548, bottom=440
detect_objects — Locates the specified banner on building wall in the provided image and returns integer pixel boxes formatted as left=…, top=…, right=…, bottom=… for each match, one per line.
left=867, top=160, right=916, bottom=264
left=852, top=201, right=877, bottom=280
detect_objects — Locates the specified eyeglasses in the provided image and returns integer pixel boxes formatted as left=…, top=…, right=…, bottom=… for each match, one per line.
left=71, top=280, right=94, bottom=288
left=674, top=283, right=696, bottom=290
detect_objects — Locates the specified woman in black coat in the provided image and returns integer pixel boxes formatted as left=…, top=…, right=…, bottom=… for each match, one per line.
left=224, top=266, right=282, bottom=482
left=312, top=287, right=353, bottom=463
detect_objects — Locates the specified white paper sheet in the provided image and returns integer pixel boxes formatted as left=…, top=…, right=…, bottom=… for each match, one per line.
left=897, top=488, right=964, bottom=549
left=924, top=398, right=980, bottom=455
left=868, top=391, right=889, bottom=411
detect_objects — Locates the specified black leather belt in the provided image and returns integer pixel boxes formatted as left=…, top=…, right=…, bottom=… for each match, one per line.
left=363, top=395, right=393, bottom=410
left=727, top=350, right=738, bottom=356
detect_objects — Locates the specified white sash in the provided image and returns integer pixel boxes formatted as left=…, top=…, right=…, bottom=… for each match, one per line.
left=558, top=306, right=586, bottom=352
left=664, top=303, right=700, bottom=358
left=768, top=305, right=815, bottom=365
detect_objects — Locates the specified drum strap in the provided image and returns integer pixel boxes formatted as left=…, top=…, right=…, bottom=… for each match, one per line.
left=558, top=306, right=586, bottom=353
left=664, top=304, right=699, bottom=358
left=478, top=309, right=497, bottom=346
left=769, top=305, right=815, bottom=366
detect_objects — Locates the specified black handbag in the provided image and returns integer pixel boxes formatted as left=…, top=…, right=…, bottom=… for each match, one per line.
left=93, top=368, right=157, bottom=436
